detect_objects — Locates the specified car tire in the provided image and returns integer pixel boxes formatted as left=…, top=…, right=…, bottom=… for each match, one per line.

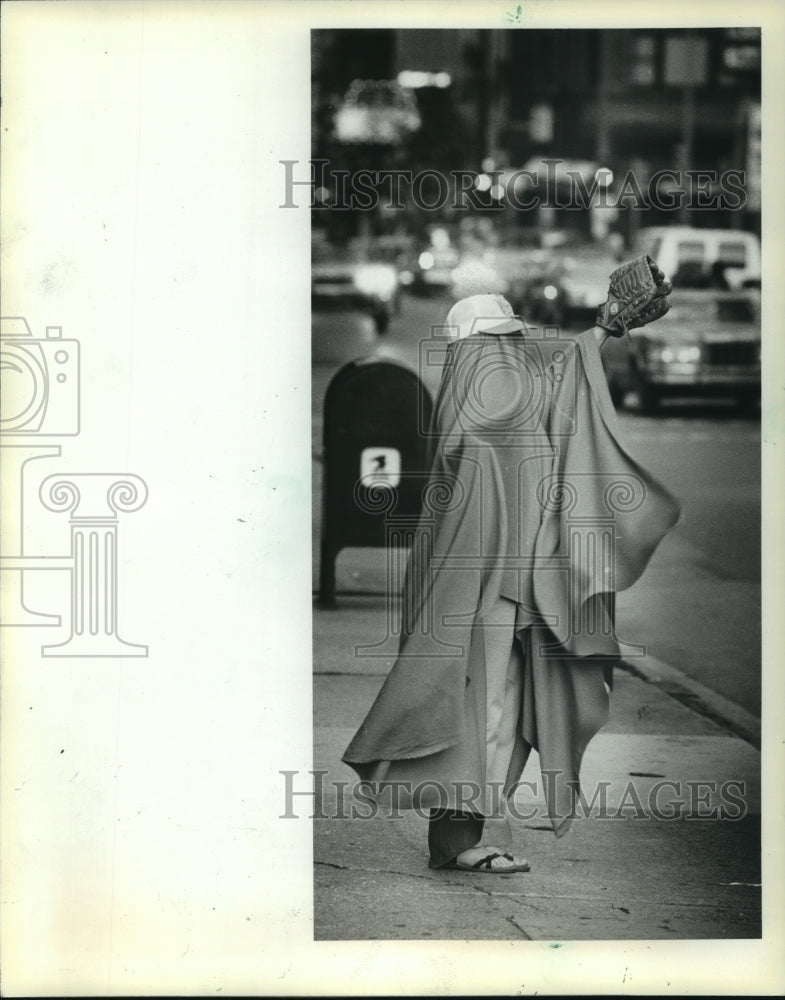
left=608, top=380, right=626, bottom=409
left=632, top=366, right=659, bottom=413
left=735, top=393, right=759, bottom=415
left=636, top=381, right=659, bottom=414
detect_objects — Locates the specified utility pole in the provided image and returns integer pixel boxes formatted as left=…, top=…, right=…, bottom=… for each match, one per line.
left=477, top=31, right=492, bottom=166
left=664, top=31, right=708, bottom=225
left=679, top=83, right=696, bottom=225
left=596, top=31, right=611, bottom=164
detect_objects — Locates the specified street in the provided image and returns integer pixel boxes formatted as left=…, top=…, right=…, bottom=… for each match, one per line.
left=312, top=292, right=761, bottom=717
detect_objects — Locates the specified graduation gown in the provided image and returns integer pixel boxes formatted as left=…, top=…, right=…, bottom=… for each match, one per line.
left=342, top=327, right=681, bottom=834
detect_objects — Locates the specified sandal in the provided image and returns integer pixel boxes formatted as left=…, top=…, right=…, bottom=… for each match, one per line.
left=441, top=851, right=530, bottom=874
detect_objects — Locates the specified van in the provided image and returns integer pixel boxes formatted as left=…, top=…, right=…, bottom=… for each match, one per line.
left=631, top=226, right=761, bottom=290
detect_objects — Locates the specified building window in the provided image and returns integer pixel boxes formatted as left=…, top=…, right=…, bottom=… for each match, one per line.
left=719, top=27, right=760, bottom=88
left=630, top=34, right=656, bottom=86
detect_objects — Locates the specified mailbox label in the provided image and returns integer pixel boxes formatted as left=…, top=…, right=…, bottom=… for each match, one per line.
left=360, top=447, right=401, bottom=489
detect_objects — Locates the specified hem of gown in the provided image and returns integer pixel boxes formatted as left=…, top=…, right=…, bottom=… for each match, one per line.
left=342, top=735, right=462, bottom=770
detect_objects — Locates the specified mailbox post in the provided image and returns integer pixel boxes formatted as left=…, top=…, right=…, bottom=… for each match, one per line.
left=319, top=359, right=433, bottom=608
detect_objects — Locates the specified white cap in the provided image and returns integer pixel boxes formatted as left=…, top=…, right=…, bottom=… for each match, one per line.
left=445, top=293, right=526, bottom=339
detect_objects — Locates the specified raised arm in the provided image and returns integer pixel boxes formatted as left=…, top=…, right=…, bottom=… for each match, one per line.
left=594, top=255, right=672, bottom=342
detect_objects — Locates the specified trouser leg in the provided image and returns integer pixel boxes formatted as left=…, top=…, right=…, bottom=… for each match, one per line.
left=428, top=809, right=485, bottom=869
left=476, top=595, right=523, bottom=849
left=427, top=597, right=524, bottom=865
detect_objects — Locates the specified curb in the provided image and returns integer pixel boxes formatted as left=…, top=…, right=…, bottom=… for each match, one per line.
left=617, top=653, right=761, bottom=751
left=313, top=592, right=762, bottom=751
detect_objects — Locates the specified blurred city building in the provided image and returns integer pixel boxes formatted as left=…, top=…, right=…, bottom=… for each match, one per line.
left=311, top=28, right=760, bottom=244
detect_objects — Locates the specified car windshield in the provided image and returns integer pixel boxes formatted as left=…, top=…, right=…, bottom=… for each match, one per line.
left=538, top=245, right=616, bottom=278
left=718, top=241, right=748, bottom=266
left=366, top=245, right=408, bottom=263
left=312, top=242, right=355, bottom=264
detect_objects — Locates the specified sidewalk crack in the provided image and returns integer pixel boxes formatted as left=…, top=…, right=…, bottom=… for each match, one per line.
left=477, top=886, right=544, bottom=912
left=460, top=881, right=543, bottom=922
left=315, top=861, right=435, bottom=882
left=504, top=913, right=532, bottom=940
left=379, top=868, right=437, bottom=883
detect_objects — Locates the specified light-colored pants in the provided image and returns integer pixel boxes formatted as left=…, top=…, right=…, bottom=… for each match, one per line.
left=428, top=595, right=524, bottom=864
left=475, top=595, right=523, bottom=850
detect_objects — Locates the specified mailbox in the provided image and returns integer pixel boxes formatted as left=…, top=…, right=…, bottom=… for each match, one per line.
left=319, top=358, right=433, bottom=607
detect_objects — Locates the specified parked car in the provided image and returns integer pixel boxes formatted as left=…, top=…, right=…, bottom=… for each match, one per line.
left=601, top=288, right=760, bottom=412
left=630, top=226, right=761, bottom=291
left=396, top=226, right=459, bottom=295
left=311, top=240, right=400, bottom=333
left=518, top=245, right=619, bottom=328
left=404, top=242, right=460, bottom=295
left=485, top=239, right=555, bottom=302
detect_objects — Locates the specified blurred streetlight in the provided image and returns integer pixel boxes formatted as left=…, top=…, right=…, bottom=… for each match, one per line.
left=397, top=70, right=451, bottom=89
left=529, top=103, right=554, bottom=144
left=595, top=167, right=614, bottom=188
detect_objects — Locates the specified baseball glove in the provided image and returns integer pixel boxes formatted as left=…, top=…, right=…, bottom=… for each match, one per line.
left=596, top=254, right=672, bottom=337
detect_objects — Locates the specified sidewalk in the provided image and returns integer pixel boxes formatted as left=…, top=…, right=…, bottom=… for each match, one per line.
left=312, top=593, right=761, bottom=942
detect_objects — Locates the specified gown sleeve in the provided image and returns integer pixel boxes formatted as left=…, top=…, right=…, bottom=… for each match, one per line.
left=531, top=330, right=681, bottom=659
